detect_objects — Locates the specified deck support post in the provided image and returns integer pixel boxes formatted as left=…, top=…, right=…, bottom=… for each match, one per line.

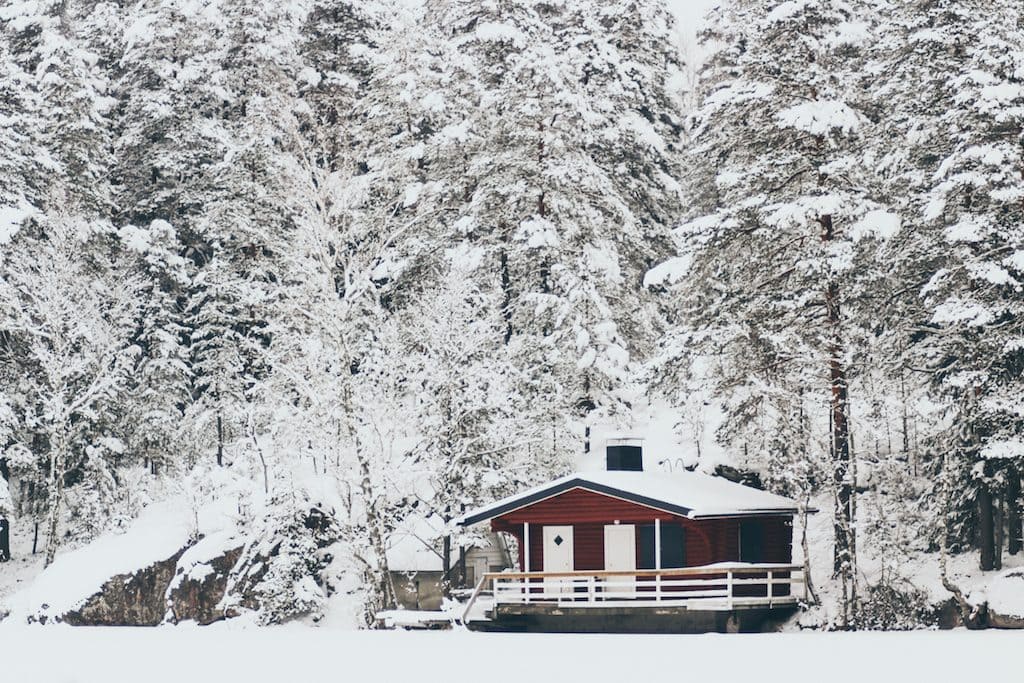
left=655, top=518, right=662, bottom=600
left=523, top=522, right=530, bottom=604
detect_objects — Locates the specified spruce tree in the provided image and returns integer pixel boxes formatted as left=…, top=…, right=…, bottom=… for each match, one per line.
left=422, top=0, right=686, bottom=453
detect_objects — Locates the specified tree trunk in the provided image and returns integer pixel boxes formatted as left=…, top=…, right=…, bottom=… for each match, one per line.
left=899, top=360, right=914, bottom=475
left=352, top=429, right=395, bottom=620
left=44, top=427, right=69, bottom=567
left=821, top=215, right=852, bottom=576
left=216, top=412, right=224, bottom=467
left=994, top=492, right=1003, bottom=570
left=941, top=449, right=988, bottom=628
left=800, top=500, right=818, bottom=605
left=458, top=545, right=467, bottom=590
left=1008, top=463, right=1022, bottom=555
left=0, top=517, right=9, bottom=563
left=442, top=529, right=452, bottom=598
left=978, top=461, right=995, bottom=571
left=499, top=240, right=512, bottom=348
left=248, top=418, right=269, bottom=495
left=0, top=457, right=10, bottom=562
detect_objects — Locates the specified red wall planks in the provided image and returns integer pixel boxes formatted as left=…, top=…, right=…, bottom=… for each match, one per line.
left=491, top=486, right=793, bottom=571
left=496, top=487, right=677, bottom=525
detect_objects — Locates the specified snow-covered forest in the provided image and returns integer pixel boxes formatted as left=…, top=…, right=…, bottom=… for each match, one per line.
left=1, top=0, right=1022, bottom=633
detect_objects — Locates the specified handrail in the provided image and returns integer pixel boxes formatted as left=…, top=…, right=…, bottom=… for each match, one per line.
left=460, top=574, right=490, bottom=625
left=485, top=564, right=803, bottom=612
left=484, top=564, right=801, bottom=581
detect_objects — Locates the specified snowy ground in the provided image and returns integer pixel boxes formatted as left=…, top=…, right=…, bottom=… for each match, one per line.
left=0, top=517, right=47, bottom=611
left=1, top=626, right=1021, bottom=683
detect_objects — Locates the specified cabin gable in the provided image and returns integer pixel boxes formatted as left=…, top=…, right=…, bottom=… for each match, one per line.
left=493, top=486, right=682, bottom=525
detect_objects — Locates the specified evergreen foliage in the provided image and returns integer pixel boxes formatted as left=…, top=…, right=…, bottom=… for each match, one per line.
left=0, top=0, right=1021, bottom=628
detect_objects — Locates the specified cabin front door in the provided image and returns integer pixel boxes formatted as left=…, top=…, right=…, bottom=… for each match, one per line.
left=604, top=524, right=636, bottom=598
left=542, top=525, right=574, bottom=596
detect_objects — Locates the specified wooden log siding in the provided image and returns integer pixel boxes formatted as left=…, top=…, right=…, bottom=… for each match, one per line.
left=490, top=487, right=793, bottom=573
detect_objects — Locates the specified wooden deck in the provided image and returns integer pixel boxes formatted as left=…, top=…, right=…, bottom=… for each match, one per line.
left=461, top=563, right=806, bottom=625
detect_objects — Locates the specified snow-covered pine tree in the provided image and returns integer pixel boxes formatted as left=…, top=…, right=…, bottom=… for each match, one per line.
left=100, top=2, right=218, bottom=475
left=0, top=35, right=38, bottom=245
left=177, top=0, right=306, bottom=468
left=420, top=0, right=686, bottom=454
left=111, top=0, right=225, bottom=236
left=119, top=220, right=192, bottom=475
left=648, top=0, right=900, bottom=626
left=2, top=0, right=117, bottom=216
left=879, top=0, right=1024, bottom=570
left=299, top=0, right=388, bottom=165
left=0, top=0, right=154, bottom=559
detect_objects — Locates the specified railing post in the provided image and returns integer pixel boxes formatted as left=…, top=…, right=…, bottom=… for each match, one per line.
left=767, top=570, right=773, bottom=606
left=655, top=519, right=662, bottom=600
left=588, top=575, right=595, bottom=603
left=726, top=570, right=734, bottom=609
left=523, top=523, right=530, bottom=604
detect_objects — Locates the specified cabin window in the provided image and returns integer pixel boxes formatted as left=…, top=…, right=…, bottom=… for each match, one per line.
left=739, top=520, right=764, bottom=563
left=638, top=523, right=686, bottom=569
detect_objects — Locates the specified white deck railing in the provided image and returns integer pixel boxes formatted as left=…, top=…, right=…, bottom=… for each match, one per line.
left=461, top=563, right=804, bottom=622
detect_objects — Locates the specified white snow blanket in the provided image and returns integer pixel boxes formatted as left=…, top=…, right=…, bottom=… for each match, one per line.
left=0, top=628, right=1021, bottom=683
left=4, top=495, right=238, bottom=623
left=974, top=567, right=1024, bottom=619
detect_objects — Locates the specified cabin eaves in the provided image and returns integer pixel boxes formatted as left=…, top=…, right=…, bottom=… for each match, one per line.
left=457, top=470, right=815, bottom=527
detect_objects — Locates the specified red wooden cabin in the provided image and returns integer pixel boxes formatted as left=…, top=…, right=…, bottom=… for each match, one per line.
left=458, top=442, right=814, bottom=632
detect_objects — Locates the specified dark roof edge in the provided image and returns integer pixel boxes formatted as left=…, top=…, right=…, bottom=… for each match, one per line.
left=691, top=506, right=819, bottom=520
left=458, top=478, right=695, bottom=526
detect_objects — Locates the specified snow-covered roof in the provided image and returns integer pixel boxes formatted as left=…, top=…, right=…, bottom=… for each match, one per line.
left=386, top=533, right=444, bottom=573
left=457, top=470, right=813, bottom=526
left=386, top=514, right=445, bottom=572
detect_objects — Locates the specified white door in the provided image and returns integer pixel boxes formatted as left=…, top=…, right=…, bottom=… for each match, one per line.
left=604, top=525, right=636, bottom=598
left=542, top=526, right=574, bottom=595
left=470, top=556, right=488, bottom=587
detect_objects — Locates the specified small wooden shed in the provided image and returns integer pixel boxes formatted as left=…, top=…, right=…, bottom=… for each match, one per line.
left=457, top=443, right=814, bottom=632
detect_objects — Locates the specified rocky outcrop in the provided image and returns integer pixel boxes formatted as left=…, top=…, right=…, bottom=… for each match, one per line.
left=60, top=548, right=188, bottom=626
left=48, top=539, right=243, bottom=626
left=988, top=609, right=1024, bottom=629
left=933, top=597, right=1024, bottom=630
left=32, top=502, right=341, bottom=626
left=165, top=545, right=244, bottom=625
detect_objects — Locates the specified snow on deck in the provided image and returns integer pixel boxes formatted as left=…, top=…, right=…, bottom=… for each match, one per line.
left=0, top=627, right=1020, bottom=683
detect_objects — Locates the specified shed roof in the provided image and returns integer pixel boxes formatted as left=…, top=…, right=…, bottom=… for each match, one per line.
left=457, top=470, right=813, bottom=526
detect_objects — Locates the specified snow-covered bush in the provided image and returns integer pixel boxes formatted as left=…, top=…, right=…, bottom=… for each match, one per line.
left=223, top=494, right=341, bottom=625
left=853, top=580, right=935, bottom=631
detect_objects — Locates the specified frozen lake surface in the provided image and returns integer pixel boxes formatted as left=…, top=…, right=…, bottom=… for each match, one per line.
left=2, top=626, right=1021, bottom=683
